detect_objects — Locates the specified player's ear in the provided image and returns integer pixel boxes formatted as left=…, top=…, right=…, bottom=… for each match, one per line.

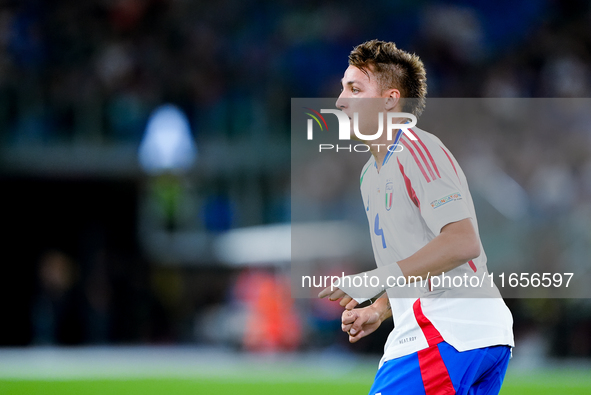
left=384, top=89, right=401, bottom=111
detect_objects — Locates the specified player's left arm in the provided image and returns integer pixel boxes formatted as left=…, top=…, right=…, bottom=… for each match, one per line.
left=397, top=217, right=480, bottom=280
left=318, top=218, right=479, bottom=306
left=396, top=135, right=481, bottom=281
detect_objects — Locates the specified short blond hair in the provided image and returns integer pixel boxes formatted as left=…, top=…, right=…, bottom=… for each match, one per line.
left=349, top=40, right=427, bottom=117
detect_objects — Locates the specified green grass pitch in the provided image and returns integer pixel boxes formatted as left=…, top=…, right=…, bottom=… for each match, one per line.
left=1, top=370, right=591, bottom=395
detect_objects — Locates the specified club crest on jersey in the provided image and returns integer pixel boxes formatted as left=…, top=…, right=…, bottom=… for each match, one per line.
left=385, top=180, right=394, bottom=211
left=430, top=192, right=462, bottom=209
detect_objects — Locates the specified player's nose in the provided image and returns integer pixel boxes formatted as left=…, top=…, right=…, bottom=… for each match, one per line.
left=335, top=93, right=347, bottom=109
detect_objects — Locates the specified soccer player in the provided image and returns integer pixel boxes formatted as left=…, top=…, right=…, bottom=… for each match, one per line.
left=318, top=40, right=514, bottom=395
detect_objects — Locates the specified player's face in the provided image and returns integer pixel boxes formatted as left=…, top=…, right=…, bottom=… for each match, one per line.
left=336, top=66, right=394, bottom=141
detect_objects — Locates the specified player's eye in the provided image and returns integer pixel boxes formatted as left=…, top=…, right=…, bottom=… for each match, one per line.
left=351, top=87, right=360, bottom=93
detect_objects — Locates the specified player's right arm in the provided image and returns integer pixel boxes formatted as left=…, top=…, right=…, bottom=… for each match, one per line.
left=341, top=293, right=391, bottom=343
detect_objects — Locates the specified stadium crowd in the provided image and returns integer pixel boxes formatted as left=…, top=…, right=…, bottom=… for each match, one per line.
left=1, top=0, right=590, bottom=357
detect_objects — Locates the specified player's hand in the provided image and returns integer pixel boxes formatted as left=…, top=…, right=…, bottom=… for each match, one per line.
left=318, top=286, right=358, bottom=310
left=341, top=306, right=382, bottom=343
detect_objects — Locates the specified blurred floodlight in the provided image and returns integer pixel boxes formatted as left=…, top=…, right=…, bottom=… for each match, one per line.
left=214, top=221, right=368, bottom=266
left=138, top=104, right=197, bottom=174
left=214, top=224, right=291, bottom=266
left=291, top=221, right=366, bottom=261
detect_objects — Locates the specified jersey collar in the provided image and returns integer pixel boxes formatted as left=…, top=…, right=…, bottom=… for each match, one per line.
left=374, top=127, right=404, bottom=169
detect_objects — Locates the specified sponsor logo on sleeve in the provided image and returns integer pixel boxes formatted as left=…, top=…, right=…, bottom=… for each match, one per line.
left=430, top=192, right=462, bottom=209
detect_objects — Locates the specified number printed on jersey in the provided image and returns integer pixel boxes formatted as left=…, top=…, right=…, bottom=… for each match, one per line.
left=374, top=213, right=387, bottom=248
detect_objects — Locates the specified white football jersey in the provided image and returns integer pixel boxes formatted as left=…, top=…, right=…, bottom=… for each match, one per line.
left=359, top=127, right=514, bottom=366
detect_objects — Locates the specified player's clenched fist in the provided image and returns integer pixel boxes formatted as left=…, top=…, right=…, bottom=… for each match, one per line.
left=341, top=306, right=382, bottom=343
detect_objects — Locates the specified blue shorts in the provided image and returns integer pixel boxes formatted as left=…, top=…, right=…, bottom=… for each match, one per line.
left=368, top=342, right=511, bottom=395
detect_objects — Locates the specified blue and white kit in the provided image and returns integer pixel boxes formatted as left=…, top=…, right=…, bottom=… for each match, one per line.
left=354, top=127, right=514, bottom=394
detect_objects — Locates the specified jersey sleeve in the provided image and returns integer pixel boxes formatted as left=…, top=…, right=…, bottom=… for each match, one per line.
left=397, top=133, right=472, bottom=235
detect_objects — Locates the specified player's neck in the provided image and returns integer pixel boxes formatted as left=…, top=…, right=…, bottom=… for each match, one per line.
left=369, top=135, right=390, bottom=173
left=368, top=116, right=407, bottom=173
left=372, top=150, right=386, bottom=173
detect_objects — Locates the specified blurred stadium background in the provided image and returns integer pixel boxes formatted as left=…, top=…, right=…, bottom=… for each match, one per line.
left=1, top=0, right=591, bottom=393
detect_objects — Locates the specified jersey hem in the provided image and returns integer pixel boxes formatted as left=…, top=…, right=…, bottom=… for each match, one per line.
left=379, top=335, right=515, bottom=369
